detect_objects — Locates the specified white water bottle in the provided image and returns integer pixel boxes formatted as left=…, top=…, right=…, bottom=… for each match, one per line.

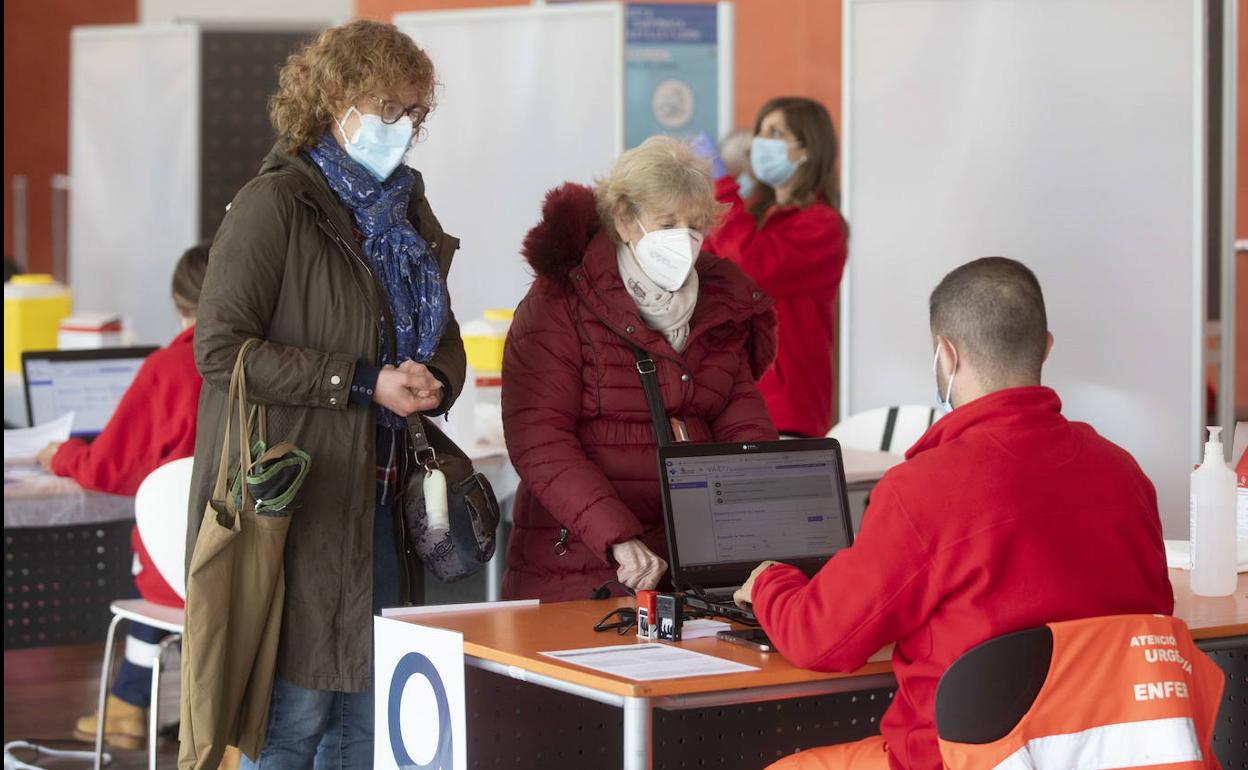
left=1191, top=426, right=1237, bottom=597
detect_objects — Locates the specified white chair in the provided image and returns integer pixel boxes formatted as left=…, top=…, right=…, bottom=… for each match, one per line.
left=829, top=405, right=939, bottom=456
left=93, top=457, right=193, bottom=770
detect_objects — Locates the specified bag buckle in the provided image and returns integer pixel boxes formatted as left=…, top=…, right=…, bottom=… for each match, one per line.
left=635, top=358, right=657, bottom=375
left=415, top=446, right=439, bottom=472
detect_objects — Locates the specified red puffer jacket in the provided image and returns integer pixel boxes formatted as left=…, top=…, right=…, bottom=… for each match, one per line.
left=501, top=184, right=779, bottom=602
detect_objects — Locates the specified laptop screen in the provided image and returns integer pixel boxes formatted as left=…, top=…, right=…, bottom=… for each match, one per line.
left=24, top=348, right=156, bottom=437
left=661, top=441, right=853, bottom=588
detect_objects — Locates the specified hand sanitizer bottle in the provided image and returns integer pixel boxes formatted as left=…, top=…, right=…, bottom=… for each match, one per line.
left=1191, top=427, right=1237, bottom=597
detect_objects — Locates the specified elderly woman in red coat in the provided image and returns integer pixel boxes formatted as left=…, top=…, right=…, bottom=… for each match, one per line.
left=501, top=136, right=779, bottom=602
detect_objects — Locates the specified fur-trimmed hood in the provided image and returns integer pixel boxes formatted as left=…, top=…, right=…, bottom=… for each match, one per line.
left=521, top=183, right=602, bottom=288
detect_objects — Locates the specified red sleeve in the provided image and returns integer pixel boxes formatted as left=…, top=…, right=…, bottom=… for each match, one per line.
left=502, top=289, right=646, bottom=563
left=752, top=480, right=940, bottom=671
left=710, top=357, right=778, bottom=443
left=706, top=177, right=848, bottom=298
left=49, top=349, right=192, bottom=497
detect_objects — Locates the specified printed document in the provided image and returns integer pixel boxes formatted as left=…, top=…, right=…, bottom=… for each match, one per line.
left=540, top=643, right=758, bottom=681
left=4, top=413, right=74, bottom=462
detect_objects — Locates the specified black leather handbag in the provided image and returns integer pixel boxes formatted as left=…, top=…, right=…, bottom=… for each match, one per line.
left=402, top=415, right=501, bottom=583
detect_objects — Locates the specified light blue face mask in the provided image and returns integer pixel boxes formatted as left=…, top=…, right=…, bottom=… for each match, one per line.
left=337, top=106, right=414, bottom=181
left=932, top=340, right=958, bottom=414
left=750, top=136, right=804, bottom=188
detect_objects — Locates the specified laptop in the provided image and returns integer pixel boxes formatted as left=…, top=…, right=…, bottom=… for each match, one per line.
left=22, top=347, right=157, bottom=439
left=658, top=438, right=855, bottom=623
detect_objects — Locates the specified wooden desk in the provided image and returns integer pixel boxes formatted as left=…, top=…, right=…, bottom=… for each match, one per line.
left=395, top=569, right=1246, bottom=770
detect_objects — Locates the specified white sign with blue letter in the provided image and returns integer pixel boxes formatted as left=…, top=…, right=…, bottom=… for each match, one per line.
left=374, top=617, right=466, bottom=770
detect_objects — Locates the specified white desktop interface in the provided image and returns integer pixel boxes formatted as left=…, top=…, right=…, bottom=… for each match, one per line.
left=666, top=449, right=848, bottom=567
left=25, top=355, right=148, bottom=437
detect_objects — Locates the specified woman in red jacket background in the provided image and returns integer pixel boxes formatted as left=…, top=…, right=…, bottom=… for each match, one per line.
left=701, top=98, right=848, bottom=438
left=501, top=136, right=778, bottom=602
left=36, top=243, right=209, bottom=748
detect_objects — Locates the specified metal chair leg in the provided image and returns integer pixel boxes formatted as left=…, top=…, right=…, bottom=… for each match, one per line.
left=149, top=634, right=182, bottom=770
left=95, top=612, right=125, bottom=770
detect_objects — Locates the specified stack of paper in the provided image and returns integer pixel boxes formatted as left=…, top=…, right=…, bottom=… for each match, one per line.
left=4, top=413, right=74, bottom=462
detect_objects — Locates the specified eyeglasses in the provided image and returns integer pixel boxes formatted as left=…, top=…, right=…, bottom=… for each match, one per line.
left=370, top=96, right=430, bottom=128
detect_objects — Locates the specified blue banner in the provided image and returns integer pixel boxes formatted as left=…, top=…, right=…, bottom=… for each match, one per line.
left=625, top=3, right=720, bottom=148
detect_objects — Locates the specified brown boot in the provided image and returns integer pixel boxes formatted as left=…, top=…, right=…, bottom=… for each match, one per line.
left=72, top=694, right=146, bottom=750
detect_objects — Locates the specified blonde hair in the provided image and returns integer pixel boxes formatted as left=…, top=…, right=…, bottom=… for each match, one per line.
left=269, top=20, right=437, bottom=152
left=594, top=136, right=726, bottom=243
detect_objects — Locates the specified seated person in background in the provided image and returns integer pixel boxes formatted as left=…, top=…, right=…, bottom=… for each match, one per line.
left=733, top=257, right=1174, bottom=770
left=37, top=243, right=210, bottom=749
left=502, top=136, right=778, bottom=602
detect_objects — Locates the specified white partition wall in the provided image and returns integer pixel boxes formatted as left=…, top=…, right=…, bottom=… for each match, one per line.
left=395, top=5, right=626, bottom=324
left=842, top=0, right=1207, bottom=533
left=70, top=25, right=200, bottom=345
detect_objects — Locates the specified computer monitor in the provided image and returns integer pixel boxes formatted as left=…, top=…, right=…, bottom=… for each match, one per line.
left=22, top=347, right=157, bottom=438
left=659, top=439, right=854, bottom=591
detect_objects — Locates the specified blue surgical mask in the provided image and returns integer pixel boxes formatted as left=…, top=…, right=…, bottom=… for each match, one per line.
left=750, top=137, right=804, bottom=188
left=336, top=106, right=413, bottom=181
left=932, top=341, right=957, bottom=414
left=736, top=172, right=756, bottom=199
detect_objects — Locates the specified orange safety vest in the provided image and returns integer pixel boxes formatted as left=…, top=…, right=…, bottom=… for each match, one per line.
left=938, top=615, right=1224, bottom=770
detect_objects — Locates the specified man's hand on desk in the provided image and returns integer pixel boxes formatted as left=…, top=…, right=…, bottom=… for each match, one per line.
left=36, top=442, right=61, bottom=471
left=734, top=560, right=782, bottom=609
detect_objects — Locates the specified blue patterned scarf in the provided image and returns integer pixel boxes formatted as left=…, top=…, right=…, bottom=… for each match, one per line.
left=306, top=133, right=449, bottom=429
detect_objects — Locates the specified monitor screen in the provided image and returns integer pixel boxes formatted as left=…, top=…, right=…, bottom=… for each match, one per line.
left=665, top=447, right=851, bottom=570
left=24, top=349, right=154, bottom=437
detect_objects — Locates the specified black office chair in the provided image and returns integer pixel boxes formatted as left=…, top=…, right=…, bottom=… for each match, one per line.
left=934, top=626, right=1053, bottom=744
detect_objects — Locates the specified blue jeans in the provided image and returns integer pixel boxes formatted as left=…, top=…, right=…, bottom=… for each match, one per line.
left=113, top=621, right=173, bottom=707
left=243, top=432, right=403, bottom=770
left=240, top=680, right=376, bottom=770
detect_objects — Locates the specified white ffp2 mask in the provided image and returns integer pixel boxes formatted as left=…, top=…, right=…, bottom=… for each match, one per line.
left=632, top=222, right=700, bottom=292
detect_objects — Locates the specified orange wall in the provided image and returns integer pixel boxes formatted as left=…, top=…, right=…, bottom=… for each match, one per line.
left=3, top=0, right=138, bottom=275
left=357, top=0, right=843, bottom=131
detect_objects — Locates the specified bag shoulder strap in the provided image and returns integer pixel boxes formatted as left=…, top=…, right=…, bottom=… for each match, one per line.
left=630, top=345, right=673, bottom=448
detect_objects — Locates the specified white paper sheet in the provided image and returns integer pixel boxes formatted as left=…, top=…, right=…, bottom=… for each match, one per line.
left=541, top=643, right=759, bottom=681
left=3, top=413, right=74, bottom=462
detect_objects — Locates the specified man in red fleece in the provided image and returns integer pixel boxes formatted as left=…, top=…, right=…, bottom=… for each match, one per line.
left=733, top=257, right=1174, bottom=770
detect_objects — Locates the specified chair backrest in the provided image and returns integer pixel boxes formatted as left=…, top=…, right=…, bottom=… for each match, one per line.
left=827, top=405, right=938, bottom=455
left=134, top=456, right=194, bottom=600
left=935, top=615, right=1223, bottom=770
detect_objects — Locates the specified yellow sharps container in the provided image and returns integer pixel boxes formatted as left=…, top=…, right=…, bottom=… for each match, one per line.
left=461, top=308, right=514, bottom=374
left=4, top=275, right=73, bottom=372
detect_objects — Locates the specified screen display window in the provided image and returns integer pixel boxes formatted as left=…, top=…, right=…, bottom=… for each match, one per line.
left=665, top=449, right=850, bottom=568
left=26, top=354, right=150, bottom=437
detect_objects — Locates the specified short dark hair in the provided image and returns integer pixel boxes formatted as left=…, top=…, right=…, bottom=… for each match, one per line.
left=929, top=257, right=1048, bottom=384
left=172, top=242, right=211, bottom=318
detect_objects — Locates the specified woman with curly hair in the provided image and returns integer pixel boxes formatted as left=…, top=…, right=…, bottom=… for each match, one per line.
left=186, top=20, right=465, bottom=767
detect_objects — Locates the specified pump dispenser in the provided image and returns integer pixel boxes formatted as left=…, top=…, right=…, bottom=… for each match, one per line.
left=1191, top=427, right=1237, bottom=597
